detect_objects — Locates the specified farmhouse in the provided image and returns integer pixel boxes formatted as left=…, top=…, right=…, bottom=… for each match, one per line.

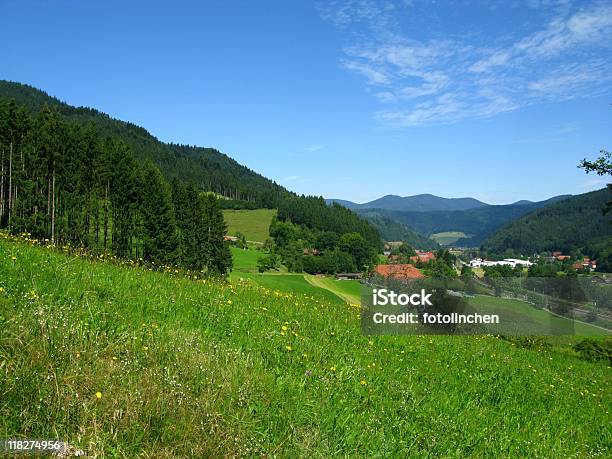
left=571, top=257, right=597, bottom=271
left=374, top=264, right=425, bottom=280
left=410, top=251, right=436, bottom=264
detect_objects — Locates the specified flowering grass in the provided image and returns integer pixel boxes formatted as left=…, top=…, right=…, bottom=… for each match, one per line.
left=0, top=234, right=610, bottom=457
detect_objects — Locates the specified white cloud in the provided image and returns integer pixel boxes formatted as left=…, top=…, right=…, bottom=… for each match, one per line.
left=305, top=144, right=325, bottom=152
left=341, top=59, right=390, bottom=84
left=321, top=0, right=612, bottom=126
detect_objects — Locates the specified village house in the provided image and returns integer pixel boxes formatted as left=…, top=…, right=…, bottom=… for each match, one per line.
left=571, top=257, right=597, bottom=271
left=410, top=251, right=436, bottom=264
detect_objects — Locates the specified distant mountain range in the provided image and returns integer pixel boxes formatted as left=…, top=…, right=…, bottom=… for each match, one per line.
left=327, top=194, right=489, bottom=212
left=330, top=193, right=573, bottom=247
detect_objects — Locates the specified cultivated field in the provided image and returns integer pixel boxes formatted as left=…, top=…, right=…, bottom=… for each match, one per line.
left=430, top=231, right=470, bottom=246
left=222, top=208, right=277, bottom=242
left=1, top=235, right=610, bottom=456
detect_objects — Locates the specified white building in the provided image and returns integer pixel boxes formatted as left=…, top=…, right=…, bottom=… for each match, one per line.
left=469, top=258, right=533, bottom=269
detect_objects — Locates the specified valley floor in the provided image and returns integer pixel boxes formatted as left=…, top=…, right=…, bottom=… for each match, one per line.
left=0, top=235, right=610, bottom=457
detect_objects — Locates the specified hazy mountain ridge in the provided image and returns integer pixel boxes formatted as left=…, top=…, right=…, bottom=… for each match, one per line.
left=348, top=195, right=572, bottom=247
left=327, top=193, right=489, bottom=212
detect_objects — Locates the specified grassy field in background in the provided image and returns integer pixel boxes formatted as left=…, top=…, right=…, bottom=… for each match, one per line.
left=230, top=247, right=362, bottom=304
left=304, top=275, right=362, bottom=305
left=1, top=236, right=610, bottom=456
left=430, top=231, right=469, bottom=246
left=229, top=246, right=264, bottom=273
left=223, top=208, right=276, bottom=242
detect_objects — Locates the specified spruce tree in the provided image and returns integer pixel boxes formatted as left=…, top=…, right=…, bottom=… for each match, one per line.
left=199, top=193, right=232, bottom=274
left=140, top=161, right=178, bottom=265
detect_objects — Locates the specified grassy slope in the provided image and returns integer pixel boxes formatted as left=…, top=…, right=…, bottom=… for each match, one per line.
left=304, top=275, right=362, bottom=305
left=1, top=236, right=610, bottom=456
left=229, top=246, right=263, bottom=273
left=223, top=209, right=277, bottom=242
left=230, top=246, right=362, bottom=305
left=231, top=272, right=342, bottom=305
left=430, top=231, right=469, bottom=246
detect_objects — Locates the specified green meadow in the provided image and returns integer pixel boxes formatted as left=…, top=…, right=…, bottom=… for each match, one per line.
left=430, top=231, right=470, bottom=246
left=229, top=246, right=362, bottom=305
left=304, top=274, right=362, bottom=305
left=229, top=246, right=265, bottom=273
left=0, top=235, right=610, bottom=457
left=222, top=208, right=277, bottom=242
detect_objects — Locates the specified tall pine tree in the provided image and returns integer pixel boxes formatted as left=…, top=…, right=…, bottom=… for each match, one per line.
left=140, top=161, right=178, bottom=265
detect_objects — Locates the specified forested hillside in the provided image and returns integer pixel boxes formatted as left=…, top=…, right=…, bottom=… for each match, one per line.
left=374, top=195, right=570, bottom=246
left=0, top=99, right=231, bottom=273
left=0, top=82, right=382, bottom=272
left=0, top=80, right=287, bottom=208
left=482, top=188, right=612, bottom=270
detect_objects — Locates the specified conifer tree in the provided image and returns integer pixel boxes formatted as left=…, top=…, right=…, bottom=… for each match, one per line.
left=140, top=161, right=178, bottom=264
left=199, top=193, right=232, bottom=274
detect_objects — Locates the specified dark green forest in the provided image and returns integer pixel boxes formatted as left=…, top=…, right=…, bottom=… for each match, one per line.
left=0, top=98, right=231, bottom=274
left=0, top=80, right=287, bottom=208
left=482, top=188, right=611, bottom=271
left=266, top=196, right=383, bottom=273
left=356, top=211, right=439, bottom=249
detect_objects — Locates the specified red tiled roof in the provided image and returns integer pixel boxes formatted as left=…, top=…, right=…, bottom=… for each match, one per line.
left=410, top=251, right=436, bottom=264
left=374, top=264, right=425, bottom=279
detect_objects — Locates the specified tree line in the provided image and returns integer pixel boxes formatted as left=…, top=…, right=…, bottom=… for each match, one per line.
left=481, top=188, right=611, bottom=272
left=256, top=197, right=382, bottom=274
left=0, top=100, right=231, bottom=274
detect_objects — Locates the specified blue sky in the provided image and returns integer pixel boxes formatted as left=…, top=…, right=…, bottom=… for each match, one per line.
left=1, top=0, right=611, bottom=204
